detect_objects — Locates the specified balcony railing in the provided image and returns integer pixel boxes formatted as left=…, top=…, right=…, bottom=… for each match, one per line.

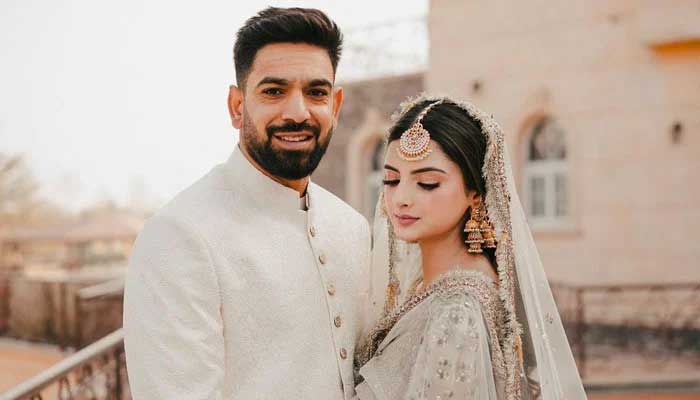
left=4, top=280, right=699, bottom=398
left=552, top=282, right=700, bottom=387
left=1, top=329, right=128, bottom=400
left=1, top=278, right=128, bottom=400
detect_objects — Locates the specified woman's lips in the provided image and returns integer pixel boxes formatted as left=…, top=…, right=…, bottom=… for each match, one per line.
left=395, top=214, right=419, bottom=227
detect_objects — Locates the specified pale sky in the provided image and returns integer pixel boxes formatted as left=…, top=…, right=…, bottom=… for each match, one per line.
left=0, top=0, right=427, bottom=212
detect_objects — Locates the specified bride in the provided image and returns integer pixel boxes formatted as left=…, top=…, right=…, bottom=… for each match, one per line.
left=353, top=94, right=587, bottom=399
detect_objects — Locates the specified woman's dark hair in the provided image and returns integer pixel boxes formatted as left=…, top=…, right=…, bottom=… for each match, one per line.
left=233, top=7, right=343, bottom=89
left=388, top=99, right=497, bottom=266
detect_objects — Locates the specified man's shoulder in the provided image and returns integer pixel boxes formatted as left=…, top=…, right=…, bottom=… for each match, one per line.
left=136, top=164, right=231, bottom=240
left=157, top=164, right=229, bottom=220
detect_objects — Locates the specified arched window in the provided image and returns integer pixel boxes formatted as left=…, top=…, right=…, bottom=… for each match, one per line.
left=364, top=139, right=387, bottom=220
left=523, top=117, right=569, bottom=227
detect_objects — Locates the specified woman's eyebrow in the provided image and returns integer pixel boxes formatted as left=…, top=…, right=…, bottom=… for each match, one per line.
left=384, top=164, right=399, bottom=172
left=383, top=165, right=447, bottom=174
left=410, top=167, right=447, bottom=175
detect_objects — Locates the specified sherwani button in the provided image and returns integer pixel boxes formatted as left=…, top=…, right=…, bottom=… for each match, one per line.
left=334, top=316, right=342, bottom=327
left=340, top=348, right=348, bottom=359
left=327, top=284, right=336, bottom=296
left=319, top=253, right=327, bottom=264
left=309, top=226, right=316, bottom=237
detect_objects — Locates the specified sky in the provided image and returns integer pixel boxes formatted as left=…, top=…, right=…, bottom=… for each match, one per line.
left=0, top=0, right=427, bottom=212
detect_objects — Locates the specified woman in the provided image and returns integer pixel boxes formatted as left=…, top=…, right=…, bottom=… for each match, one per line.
left=353, top=95, right=587, bottom=399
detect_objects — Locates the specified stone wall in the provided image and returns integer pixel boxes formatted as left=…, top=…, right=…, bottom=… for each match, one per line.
left=2, top=267, right=125, bottom=348
left=427, top=0, right=700, bottom=284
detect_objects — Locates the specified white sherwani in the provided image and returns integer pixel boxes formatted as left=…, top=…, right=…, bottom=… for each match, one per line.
left=123, top=147, right=371, bottom=399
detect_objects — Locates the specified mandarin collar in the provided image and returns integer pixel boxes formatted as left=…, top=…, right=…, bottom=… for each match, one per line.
left=225, top=146, right=312, bottom=215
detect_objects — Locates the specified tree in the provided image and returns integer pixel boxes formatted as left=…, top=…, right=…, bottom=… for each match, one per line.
left=0, top=153, right=39, bottom=221
left=0, top=153, right=66, bottom=226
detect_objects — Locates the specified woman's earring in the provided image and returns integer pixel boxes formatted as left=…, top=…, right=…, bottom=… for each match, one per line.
left=464, top=204, right=484, bottom=253
left=480, top=207, right=497, bottom=249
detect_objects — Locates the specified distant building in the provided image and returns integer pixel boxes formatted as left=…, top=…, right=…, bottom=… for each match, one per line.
left=0, top=213, right=143, bottom=270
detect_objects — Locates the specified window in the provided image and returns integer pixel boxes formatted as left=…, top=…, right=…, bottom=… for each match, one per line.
left=523, top=118, right=570, bottom=228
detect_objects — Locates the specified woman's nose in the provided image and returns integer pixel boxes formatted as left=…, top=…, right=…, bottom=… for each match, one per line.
left=392, top=183, right=412, bottom=209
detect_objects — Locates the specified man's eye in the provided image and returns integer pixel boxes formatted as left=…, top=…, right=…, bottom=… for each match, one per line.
left=382, top=179, right=399, bottom=186
left=418, top=182, right=440, bottom=190
left=263, top=88, right=283, bottom=95
left=308, top=89, right=328, bottom=97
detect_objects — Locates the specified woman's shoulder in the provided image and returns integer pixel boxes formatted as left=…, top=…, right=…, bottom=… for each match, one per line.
left=422, top=269, right=503, bottom=331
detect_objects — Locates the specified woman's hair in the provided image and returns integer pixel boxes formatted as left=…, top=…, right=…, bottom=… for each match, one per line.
left=387, top=99, right=496, bottom=265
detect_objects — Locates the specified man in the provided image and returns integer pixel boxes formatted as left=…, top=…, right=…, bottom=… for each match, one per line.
left=123, top=7, right=371, bottom=399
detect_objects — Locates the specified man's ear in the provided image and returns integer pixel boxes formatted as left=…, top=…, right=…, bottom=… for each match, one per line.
left=228, top=85, right=244, bottom=129
left=331, top=85, right=344, bottom=125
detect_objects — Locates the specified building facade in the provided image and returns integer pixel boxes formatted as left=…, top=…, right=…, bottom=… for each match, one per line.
left=425, top=0, right=700, bottom=284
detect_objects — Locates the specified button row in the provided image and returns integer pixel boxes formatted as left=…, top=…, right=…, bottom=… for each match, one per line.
left=308, top=223, right=346, bottom=362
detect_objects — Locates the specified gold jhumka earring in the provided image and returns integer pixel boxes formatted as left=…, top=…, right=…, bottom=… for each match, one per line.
left=464, top=202, right=497, bottom=253
left=464, top=204, right=485, bottom=253
left=481, top=208, right=497, bottom=249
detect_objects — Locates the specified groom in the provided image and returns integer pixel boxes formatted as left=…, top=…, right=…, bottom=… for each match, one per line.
left=123, top=7, right=371, bottom=399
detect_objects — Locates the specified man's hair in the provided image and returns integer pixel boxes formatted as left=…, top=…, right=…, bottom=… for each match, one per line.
left=233, top=7, right=343, bottom=89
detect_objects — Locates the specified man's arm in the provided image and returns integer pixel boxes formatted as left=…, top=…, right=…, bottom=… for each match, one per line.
left=123, top=214, right=224, bottom=400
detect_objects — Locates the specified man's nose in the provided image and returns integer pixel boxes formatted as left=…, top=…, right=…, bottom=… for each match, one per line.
left=281, top=91, right=311, bottom=123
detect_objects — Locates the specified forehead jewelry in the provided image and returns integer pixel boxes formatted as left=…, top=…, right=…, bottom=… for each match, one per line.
left=397, top=100, right=445, bottom=161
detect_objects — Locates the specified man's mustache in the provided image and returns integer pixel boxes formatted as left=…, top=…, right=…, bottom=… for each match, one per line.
left=266, top=122, right=321, bottom=138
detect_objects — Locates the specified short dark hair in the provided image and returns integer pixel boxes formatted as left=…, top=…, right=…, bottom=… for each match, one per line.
left=233, top=7, right=343, bottom=89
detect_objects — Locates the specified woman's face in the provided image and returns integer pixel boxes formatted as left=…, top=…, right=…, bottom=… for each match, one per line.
left=383, top=140, right=477, bottom=244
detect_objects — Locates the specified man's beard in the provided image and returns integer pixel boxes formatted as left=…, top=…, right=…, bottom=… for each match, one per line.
left=241, top=111, right=333, bottom=181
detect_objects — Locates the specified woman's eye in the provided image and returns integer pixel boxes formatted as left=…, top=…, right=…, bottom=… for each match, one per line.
left=418, top=182, right=440, bottom=190
left=382, top=179, right=400, bottom=186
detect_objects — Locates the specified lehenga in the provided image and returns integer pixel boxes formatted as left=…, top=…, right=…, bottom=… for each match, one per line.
left=354, top=269, right=507, bottom=400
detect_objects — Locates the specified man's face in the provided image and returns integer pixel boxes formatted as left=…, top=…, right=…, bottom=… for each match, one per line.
left=229, top=43, right=343, bottom=181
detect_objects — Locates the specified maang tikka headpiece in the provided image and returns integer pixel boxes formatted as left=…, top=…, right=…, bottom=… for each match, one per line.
left=397, top=99, right=446, bottom=161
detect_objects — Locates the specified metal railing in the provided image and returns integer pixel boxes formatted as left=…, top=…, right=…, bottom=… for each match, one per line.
left=1, top=329, right=128, bottom=400
left=5, top=280, right=699, bottom=397
left=552, top=282, right=700, bottom=387
left=2, top=278, right=128, bottom=400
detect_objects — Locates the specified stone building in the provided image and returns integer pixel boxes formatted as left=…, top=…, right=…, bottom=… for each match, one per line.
left=426, top=0, right=699, bottom=285
left=0, top=213, right=143, bottom=271
left=317, top=1, right=699, bottom=287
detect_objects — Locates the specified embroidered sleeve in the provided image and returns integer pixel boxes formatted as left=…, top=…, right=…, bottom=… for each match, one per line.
left=405, top=294, right=498, bottom=399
